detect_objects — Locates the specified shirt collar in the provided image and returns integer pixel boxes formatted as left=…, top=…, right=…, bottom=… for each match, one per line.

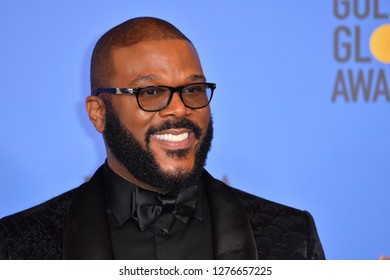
left=103, top=162, right=204, bottom=226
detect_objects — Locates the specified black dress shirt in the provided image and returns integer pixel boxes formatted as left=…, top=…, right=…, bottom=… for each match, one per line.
left=103, top=164, right=214, bottom=259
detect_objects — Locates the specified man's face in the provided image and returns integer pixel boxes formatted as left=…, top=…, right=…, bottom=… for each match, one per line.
left=103, top=39, right=212, bottom=192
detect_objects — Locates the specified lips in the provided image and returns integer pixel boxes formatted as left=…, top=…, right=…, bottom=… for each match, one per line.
left=147, top=119, right=202, bottom=139
left=153, top=132, right=189, bottom=142
left=150, top=128, right=194, bottom=150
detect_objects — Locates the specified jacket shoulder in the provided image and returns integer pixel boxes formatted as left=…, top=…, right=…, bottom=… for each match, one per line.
left=229, top=187, right=325, bottom=260
left=0, top=187, right=79, bottom=259
left=230, top=187, right=305, bottom=216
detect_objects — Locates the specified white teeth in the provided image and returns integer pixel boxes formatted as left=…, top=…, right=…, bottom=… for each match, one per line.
left=154, top=132, right=189, bottom=142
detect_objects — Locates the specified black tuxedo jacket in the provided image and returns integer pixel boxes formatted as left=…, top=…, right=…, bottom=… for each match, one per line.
left=0, top=166, right=325, bottom=260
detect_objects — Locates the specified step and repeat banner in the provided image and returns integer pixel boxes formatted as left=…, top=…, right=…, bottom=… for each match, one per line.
left=1, top=0, right=389, bottom=259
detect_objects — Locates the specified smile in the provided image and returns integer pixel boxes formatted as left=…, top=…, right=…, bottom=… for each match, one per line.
left=153, top=132, right=189, bottom=142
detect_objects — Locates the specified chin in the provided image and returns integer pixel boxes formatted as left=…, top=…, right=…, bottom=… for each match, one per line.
left=160, top=164, right=193, bottom=176
left=161, top=155, right=196, bottom=169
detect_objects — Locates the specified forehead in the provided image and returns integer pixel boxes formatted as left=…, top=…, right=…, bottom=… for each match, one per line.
left=110, top=39, right=204, bottom=86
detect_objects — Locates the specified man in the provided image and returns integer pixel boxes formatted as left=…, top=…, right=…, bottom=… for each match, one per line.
left=0, top=17, right=325, bottom=259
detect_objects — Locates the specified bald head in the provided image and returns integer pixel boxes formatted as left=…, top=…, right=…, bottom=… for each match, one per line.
left=90, top=17, right=192, bottom=93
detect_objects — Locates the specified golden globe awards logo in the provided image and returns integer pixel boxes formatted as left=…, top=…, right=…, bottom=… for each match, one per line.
left=332, top=0, right=390, bottom=102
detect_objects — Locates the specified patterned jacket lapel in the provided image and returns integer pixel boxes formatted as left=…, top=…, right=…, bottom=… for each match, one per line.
left=63, top=167, right=257, bottom=259
left=63, top=166, right=113, bottom=259
left=202, top=170, right=258, bottom=259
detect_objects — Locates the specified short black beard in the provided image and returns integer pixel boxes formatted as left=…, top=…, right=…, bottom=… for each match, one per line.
left=102, top=99, right=213, bottom=194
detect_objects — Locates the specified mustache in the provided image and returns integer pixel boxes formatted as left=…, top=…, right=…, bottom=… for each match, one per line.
left=146, top=118, right=202, bottom=140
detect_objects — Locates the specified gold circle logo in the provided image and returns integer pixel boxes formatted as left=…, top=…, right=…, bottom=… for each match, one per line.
left=370, top=24, right=390, bottom=64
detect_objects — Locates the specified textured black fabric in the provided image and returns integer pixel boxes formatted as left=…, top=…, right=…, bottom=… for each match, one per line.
left=231, top=188, right=325, bottom=260
left=0, top=168, right=325, bottom=260
left=0, top=189, right=75, bottom=260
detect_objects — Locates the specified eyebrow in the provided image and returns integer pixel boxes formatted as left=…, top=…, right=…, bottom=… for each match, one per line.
left=128, top=74, right=206, bottom=86
left=189, top=74, right=206, bottom=81
left=129, top=74, right=161, bottom=85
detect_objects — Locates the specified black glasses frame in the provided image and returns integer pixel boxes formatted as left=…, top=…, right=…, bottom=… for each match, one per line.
left=93, top=82, right=216, bottom=112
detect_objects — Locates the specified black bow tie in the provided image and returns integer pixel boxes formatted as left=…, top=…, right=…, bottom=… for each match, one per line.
left=131, top=185, right=198, bottom=231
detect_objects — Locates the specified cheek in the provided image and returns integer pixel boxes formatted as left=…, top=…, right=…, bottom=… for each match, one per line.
left=198, top=109, right=211, bottom=134
left=115, top=101, right=156, bottom=143
left=127, top=114, right=154, bottom=142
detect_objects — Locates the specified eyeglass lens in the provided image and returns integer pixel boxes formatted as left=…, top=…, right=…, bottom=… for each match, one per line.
left=137, top=84, right=212, bottom=111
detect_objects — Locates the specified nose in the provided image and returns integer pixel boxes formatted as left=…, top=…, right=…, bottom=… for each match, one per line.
left=158, top=92, right=190, bottom=118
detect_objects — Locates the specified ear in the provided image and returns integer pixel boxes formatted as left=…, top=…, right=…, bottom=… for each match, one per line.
left=85, top=96, right=106, bottom=133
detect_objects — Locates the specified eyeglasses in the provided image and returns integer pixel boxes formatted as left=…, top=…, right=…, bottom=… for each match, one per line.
left=93, top=82, right=216, bottom=112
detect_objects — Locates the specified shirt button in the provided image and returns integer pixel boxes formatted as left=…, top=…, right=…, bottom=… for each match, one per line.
left=161, top=227, right=169, bottom=235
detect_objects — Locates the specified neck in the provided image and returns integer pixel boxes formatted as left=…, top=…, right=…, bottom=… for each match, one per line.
left=106, top=155, right=167, bottom=194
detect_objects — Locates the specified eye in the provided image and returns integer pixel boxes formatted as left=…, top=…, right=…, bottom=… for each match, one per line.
left=139, top=87, right=167, bottom=97
left=183, top=84, right=206, bottom=95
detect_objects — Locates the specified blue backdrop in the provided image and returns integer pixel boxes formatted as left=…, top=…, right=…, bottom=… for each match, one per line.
left=1, top=0, right=389, bottom=260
